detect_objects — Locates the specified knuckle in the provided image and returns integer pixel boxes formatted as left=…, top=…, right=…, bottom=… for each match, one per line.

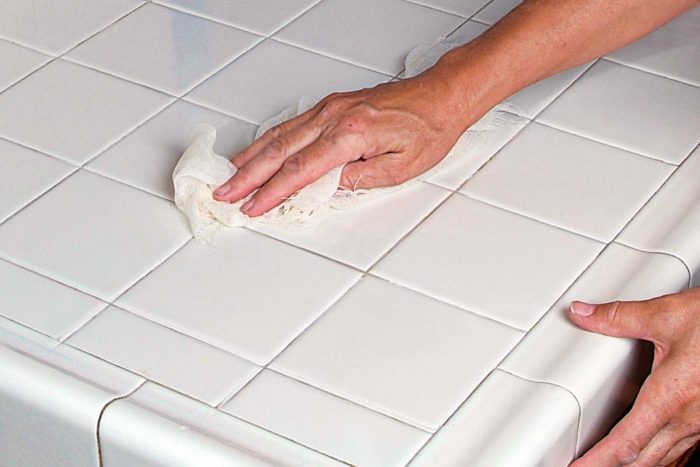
left=320, top=97, right=350, bottom=118
left=618, top=439, right=641, bottom=464
left=267, top=136, right=290, bottom=158
left=281, top=156, right=305, bottom=176
left=605, top=301, right=623, bottom=323
left=264, top=123, right=287, bottom=140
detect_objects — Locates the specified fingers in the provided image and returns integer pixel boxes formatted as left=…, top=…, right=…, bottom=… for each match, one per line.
left=568, top=297, right=668, bottom=343
left=241, top=135, right=362, bottom=217
left=658, top=434, right=700, bottom=466
left=635, top=424, right=697, bottom=466
left=339, top=155, right=406, bottom=190
left=213, top=119, right=323, bottom=203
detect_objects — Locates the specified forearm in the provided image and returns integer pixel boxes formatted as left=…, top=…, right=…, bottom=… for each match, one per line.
left=428, top=0, right=698, bottom=128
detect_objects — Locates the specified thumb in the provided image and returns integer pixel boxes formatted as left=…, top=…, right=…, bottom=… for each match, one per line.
left=568, top=299, right=661, bottom=342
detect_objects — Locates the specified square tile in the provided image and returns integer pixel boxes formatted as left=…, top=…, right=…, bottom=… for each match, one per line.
left=0, top=170, right=191, bottom=302
left=187, top=39, right=389, bottom=124
left=271, top=276, right=522, bottom=430
left=0, top=39, right=50, bottom=92
left=538, top=60, right=700, bottom=164
left=0, top=138, right=74, bottom=223
left=407, top=0, right=490, bottom=17
left=461, top=123, right=674, bottom=241
left=499, top=243, right=690, bottom=454
left=67, top=306, right=259, bottom=405
left=224, top=370, right=430, bottom=467
left=618, top=145, right=700, bottom=282
left=473, top=0, right=521, bottom=25
left=86, top=101, right=256, bottom=199
left=0, top=0, right=143, bottom=55
left=607, top=6, right=700, bottom=87
left=274, top=0, right=464, bottom=74
left=116, top=229, right=360, bottom=365
left=0, top=259, right=105, bottom=339
left=0, top=60, right=172, bottom=165
left=373, top=194, right=604, bottom=330
left=100, top=382, right=341, bottom=466
left=254, top=182, right=449, bottom=270
left=411, top=369, right=579, bottom=466
left=155, top=0, right=318, bottom=36
left=67, top=3, right=261, bottom=96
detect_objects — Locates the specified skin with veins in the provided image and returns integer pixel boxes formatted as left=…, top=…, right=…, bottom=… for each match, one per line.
left=212, top=1, right=700, bottom=464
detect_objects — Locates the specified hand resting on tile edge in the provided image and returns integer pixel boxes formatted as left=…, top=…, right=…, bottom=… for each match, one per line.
left=569, top=288, right=700, bottom=467
left=212, top=0, right=698, bottom=218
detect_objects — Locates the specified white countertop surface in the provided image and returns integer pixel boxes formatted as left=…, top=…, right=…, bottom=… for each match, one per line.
left=0, top=1, right=698, bottom=466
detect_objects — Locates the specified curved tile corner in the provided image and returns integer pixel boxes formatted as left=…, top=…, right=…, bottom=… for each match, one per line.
left=617, top=146, right=700, bottom=287
left=410, top=369, right=579, bottom=467
left=499, top=243, right=690, bottom=456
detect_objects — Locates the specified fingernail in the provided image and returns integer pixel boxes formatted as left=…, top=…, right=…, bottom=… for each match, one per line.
left=214, top=184, right=231, bottom=197
left=241, top=199, right=255, bottom=213
left=570, top=302, right=596, bottom=317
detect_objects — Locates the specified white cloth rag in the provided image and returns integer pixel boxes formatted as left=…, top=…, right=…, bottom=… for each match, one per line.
left=173, top=34, right=521, bottom=242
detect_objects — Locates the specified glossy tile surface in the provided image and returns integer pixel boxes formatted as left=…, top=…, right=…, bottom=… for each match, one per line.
left=539, top=60, right=700, bottom=164
left=225, top=370, right=430, bottom=467
left=155, top=0, right=318, bottom=36
left=275, top=0, right=463, bottom=74
left=0, top=0, right=143, bottom=55
left=0, top=39, right=50, bottom=92
left=411, top=369, right=578, bottom=467
left=0, top=138, right=73, bottom=223
left=117, top=229, right=360, bottom=365
left=100, top=382, right=341, bottom=467
left=272, top=276, right=522, bottom=430
left=67, top=306, right=260, bottom=405
left=472, top=0, right=521, bottom=25
left=254, top=182, right=449, bottom=270
left=374, top=194, right=604, bottom=330
left=187, top=39, right=389, bottom=124
left=0, top=170, right=191, bottom=301
left=407, top=0, right=490, bottom=17
left=462, top=123, right=674, bottom=241
left=500, top=243, right=690, bottom=454
left=67, top=3, right=261, bottom=96
left=0, top=259, right=105, bottom=339
left=87, top=101, right=256, bottom=199
left=0, top=60, right=171, bottom=164
left=618, top=146, right=700, bottom=283
left=607, top=6, right=700, bottom=86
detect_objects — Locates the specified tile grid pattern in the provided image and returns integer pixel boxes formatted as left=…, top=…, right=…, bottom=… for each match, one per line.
left=0, top=1, right=698, bottom=465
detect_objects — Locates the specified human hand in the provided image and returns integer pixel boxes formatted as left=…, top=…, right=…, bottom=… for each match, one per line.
left=212, top=68, right=479, bottom=217
left=568, top=288, right=700, bottom=466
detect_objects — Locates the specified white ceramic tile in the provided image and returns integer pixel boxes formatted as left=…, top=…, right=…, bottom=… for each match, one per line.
left=607, top=6, right=700, bottom=87
left=427, top=112, right=527, bottom=190
left=67, top=3, right=261, bottom=96
left=374, top=194, right=604, bottom=330
left=508, top=62, right=593, bottom=119
left=0, top=259, right=105, bottom=339
left=0, top=0, right=143, bottom=55
left=0, top=343, right=142, bottom=467
left=67, top=306, right=259, bottom=405
left=87, top=101, right=256, bottom=199
left=473, top=0, right=521, bottom=25
left=0, top=170, right=191, bottom=302
left=407, top=0, right=490, bottom=17
left=187, top=39, right=389, bottom=124
left=254, top=182, right=449, bottom=270
left=500, top=243, right=690, bottom=455
left=100, top=382, right=342, bottom=467
left=155, top=0, right=318, bottom=36
left=225, top=370, right=430, bottom=467
left=274, top=0, right=464, bottom=75
left=461, top=123, right=674, bottom=242
left=538, top=60, right=700, bottom=164
left=117, top=229, right=360, bottom=365
left=0, top=60, right=171, bottom=165
left=618, top=145, right=700, bottom=285
left=0, top=138, right=74, bottom=223
left=0, top=39, right=50, bottom=92
left=411, top=369, right=579, bottom=466
left=271, top=276, right=522, bottom=430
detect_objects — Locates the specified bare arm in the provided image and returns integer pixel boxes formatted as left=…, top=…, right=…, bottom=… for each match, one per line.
left=213, top=0, right=697, bottom=217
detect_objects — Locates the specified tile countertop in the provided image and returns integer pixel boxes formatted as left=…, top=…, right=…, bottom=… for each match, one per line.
left=0, top=1, right=699, bottom=466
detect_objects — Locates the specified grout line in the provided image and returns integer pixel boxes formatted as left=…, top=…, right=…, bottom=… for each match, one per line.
left=402, top=0, right=474, bottom=18
left=601, top=56, right=700, bottom=90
